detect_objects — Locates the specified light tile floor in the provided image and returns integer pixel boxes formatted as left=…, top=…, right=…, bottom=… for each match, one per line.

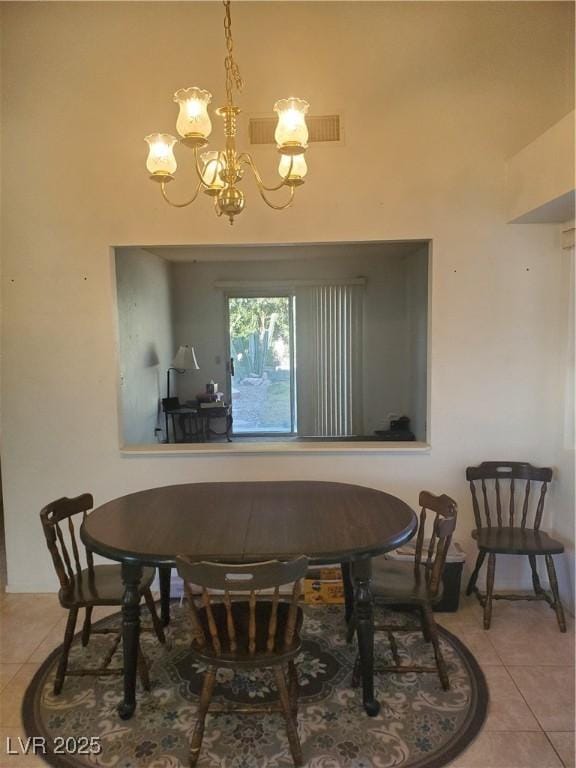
left=0, top=593, right=573, bottom=767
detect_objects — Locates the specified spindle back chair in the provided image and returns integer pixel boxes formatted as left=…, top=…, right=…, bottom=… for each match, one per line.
left=41, top=494, right=96, bottom=597
left=40, top=494, right=165, bottom=695
left=177, top=555, right=309, bottom=767
left=412, top=490, right=458, bottom=600
left=348, top=491, right=457, bottom=691
left=465, top=462, right=566, bottom=631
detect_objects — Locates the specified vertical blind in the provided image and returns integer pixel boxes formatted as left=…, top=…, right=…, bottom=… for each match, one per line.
left=296, top=283, right=363, bottom=436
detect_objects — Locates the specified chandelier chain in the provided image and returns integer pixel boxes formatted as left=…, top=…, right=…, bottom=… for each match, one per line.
left=144, top=0, right=308, bottom=224
left=223, top=0, right=243, bottom=105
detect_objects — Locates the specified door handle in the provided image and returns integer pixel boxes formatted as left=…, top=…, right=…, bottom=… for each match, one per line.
left=229, top=357, right=235, bottom=376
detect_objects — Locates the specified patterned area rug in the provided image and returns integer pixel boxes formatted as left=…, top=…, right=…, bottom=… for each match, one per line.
left=23, top=604, right=487, bottom=768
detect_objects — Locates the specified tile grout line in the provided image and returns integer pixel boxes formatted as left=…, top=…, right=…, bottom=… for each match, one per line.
left=497, top=663, right=543, bottom=732
left=503, top=661, right=575, bottom=738
left=0, top=662, right=25, bottom=695
left=503, top=663, right=547, bottom=732
left=22, top=613, right=65, bottom=665
left=542, top=731, right=569, bottom=768
left=0, top=602, right=64, bottom=666
left=481, top=627, right=508, bottom=668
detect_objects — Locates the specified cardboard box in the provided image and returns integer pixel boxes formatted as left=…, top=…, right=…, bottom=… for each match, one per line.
left=303, top=579, right=345, bottom=605
left=306, top=567, right=342, bottom=581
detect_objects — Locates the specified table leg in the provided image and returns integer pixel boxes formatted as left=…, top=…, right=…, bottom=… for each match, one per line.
left=159, top=566, right=171, bottom=626
left=118, top=561, right=143, bottom=720
left=341, top=562, right=354, bottom=624
left=352, top=558, right=379, bottom=717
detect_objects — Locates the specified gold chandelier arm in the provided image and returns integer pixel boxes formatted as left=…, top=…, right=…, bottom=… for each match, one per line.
left=160, top=179, right=204, bottom=208
left=240, top=152, right=293, bottom=192
left=192, top=146, right=207, bottom=182
left=257, top=184, right=295, bottom=210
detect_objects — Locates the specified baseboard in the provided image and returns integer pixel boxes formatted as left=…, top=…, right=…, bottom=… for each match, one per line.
left=4, top=583, right=58, bottom=594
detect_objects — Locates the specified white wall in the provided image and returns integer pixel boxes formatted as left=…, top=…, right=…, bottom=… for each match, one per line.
left=406, top=247, right=429, bottom=442
left=1, top=1, right=574, bottom=594
left=168, top=244, right=427, bottom=438
left=507, top=111, right=575, bottom=223
left=548, top=235, right=575, bottom=610
left=115, top=248, right=173, bottom=445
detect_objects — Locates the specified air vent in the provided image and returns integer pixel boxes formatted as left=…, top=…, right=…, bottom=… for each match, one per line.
left=249, top=114, right=341, bottom=145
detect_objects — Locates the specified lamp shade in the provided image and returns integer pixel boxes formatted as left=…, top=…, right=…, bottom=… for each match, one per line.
left=200, top=151, right=225, bottom=193
left=279, top=153, right=308, bottom=185
left=174, top=87, right=212, bottom=141
left=172, top=345, right=200, bottom=370
left=144, top=133, right=177, bottom=178
left=273, top=97, right=309, bottom=153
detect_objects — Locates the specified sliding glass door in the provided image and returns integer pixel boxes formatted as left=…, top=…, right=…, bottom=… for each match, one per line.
left=227, top=296, right=295, bottom=435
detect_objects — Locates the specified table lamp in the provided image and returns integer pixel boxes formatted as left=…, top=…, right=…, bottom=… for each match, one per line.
left=166, top=345, right=200, bottom=399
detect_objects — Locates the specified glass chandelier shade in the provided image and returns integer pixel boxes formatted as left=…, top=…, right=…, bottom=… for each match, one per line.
left=200, top=151, right=226, bottom=193
left=279, top=153, right=308, bottom=185
left=273, top=98, right=310, bottom=153
left=144, top=133, right=178, bottom=179
left=174, top=87, right=213, bottom=143
left=143, top=1, right=309, bottom=224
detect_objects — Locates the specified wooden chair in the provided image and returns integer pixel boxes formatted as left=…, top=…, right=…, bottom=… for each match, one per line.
left=466, top=461, right=566, bottom=632
left=177, top=555, right=309, bottom=768
left=41, top=494, right=166, bottom=695
left=347, top=491, right=457, bottom=691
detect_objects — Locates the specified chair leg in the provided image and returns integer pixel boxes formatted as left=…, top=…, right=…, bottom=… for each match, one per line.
left=420, top=606, right=431, bottom=642
left=466, top=551, right=486, bottom=596
left=81, top=606, right=93, bottom=647
left=158, top=566, right=172, bottom=627
left=274, top=666, right=303, bottom=767
left=423, top=605, right=450, bottom=691
left=528, top=555, right=543, bottom=595
left=484, top=553, right=496, bottom=630
left=190, top=668, right=216, bottom=768
left=288, top=660, right=299, bottom=715
left=137, top=642, right=151, bottom=691
left=54, top=607, right=78, bottom=695
left=544, top=555, right=567, bottom=633
left=143, top=588, right=166, bottom=644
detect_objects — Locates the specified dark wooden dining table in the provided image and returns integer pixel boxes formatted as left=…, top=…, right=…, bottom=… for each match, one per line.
left=80, top=480, right=417, bottom=720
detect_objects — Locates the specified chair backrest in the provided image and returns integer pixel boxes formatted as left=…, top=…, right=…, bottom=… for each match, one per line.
left=414, top=491, right=458, bottom=598
left=466, top=461, right=553, bottom=531
left=40, top=494, right=94, bottom=593
left=176, top=555, right=309, bottom=656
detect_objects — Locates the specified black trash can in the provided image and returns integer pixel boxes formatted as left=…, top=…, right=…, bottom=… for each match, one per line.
left=385, top=540, right=466, bottom=612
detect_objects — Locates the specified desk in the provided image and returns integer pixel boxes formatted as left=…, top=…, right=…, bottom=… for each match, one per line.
left=197, top=404, right=233, bottom=442
left=165, top=406, right=200, bottom=443
left=81, top=481, right=416, bottom=720
left=164, top=404, right=232, bottom=443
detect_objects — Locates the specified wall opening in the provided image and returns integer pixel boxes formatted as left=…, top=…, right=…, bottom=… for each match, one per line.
left=113, top=240, right=430, bottom=449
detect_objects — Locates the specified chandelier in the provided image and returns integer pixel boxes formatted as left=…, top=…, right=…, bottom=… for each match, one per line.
left=144, top=1, right=310, bottom=225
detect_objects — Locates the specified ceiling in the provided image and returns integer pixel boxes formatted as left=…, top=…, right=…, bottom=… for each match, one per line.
left=138, top=240, right=429, bottom=263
